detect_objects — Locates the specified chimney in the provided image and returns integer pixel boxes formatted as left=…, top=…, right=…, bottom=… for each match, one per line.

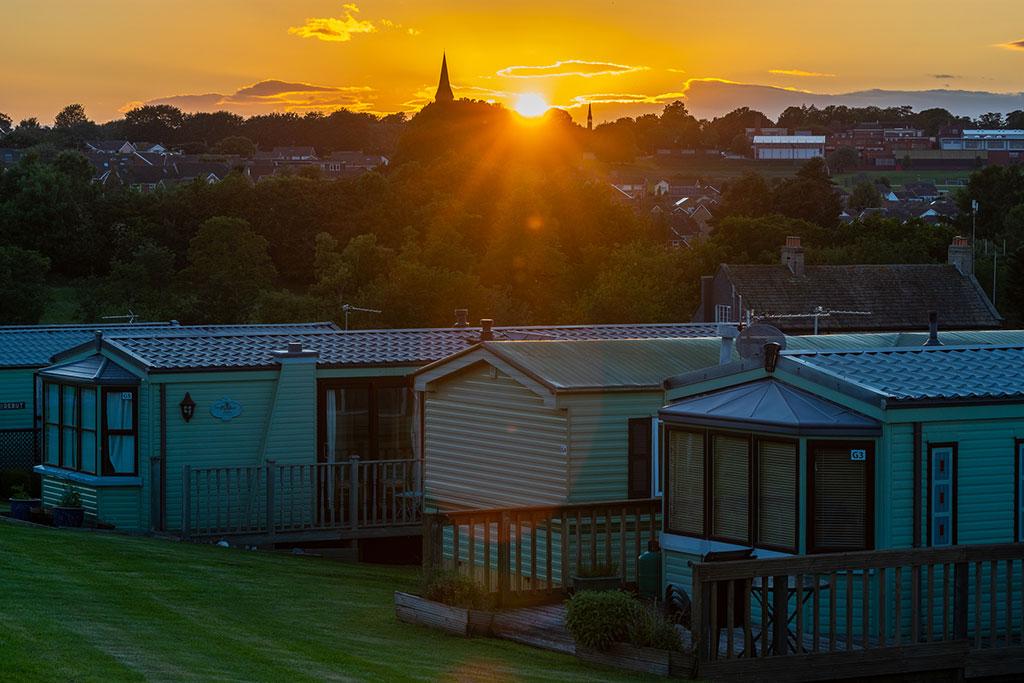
left=700, top=275, right=715, bottom=323
left=780, top=236, right=805, bottom=277
left=948, top=236, right=973, bottom=277
left=453, top=308, right=469, bottom=328
left=717, top=323, right=739, bottom=365
left=923, top=310, right=943, bottom=346
left=479, top=319, right=494, bottom=342
left=763, top=342, right=781, bottom=373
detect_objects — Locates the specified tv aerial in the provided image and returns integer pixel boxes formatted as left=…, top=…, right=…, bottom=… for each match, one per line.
left=101, top=310, right=138, bottom=324
left=341, top=303, right=382, bottom=330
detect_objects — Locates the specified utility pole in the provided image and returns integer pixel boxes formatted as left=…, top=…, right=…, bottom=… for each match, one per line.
left=971, top=199, right=979, bottom=254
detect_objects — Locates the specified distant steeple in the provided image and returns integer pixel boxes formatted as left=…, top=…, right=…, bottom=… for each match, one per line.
left=587, top=103, right=593, bottom=130
left=435, top=53, right=454, bottom=103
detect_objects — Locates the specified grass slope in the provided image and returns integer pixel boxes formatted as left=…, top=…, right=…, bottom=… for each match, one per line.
left=0, top=524, right=644, bottom=682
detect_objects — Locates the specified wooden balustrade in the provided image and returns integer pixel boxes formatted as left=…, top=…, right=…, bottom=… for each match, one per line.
left=689, top=543, right=1024, bottom=681
left=423, top=498, right=661, bottom=607
left=181, top=457, right=422, bottom=541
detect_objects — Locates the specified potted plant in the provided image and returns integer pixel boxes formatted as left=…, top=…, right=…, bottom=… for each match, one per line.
left=8, top=483, right=41, bottom=522
left=53, top=487, right=85, bottom=528
left=572, top=563, right=622, bottom=592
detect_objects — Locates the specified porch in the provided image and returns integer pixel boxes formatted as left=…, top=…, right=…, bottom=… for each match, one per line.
left=180, top=457, right=423, bottom=544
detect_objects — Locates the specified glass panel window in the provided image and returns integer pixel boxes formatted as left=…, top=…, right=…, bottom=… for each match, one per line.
left=81, top=389, right=97, bottom=430
left=667, top=430, right=704, bottom=535
left=758, top=440, right=797, bottom=551
left=930, top=445, right=955, bottom=547
left=376, top=387, right=412, bottom=459
left=106, top=435, right=136, bottom=474
left=43, top=383, right=60, bottom=465
left=327, top=387, right=370, bottom=460
left=106, top=391, right=133, bottom=430
left=811, top=442, right=873, bottom=552
left=711, top=435, right=749, bottom=543
left=103, top=389, right=137, bottom=475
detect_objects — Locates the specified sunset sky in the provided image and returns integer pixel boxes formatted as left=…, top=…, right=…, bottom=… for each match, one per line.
left=4, top=0, right=1024, bottom=125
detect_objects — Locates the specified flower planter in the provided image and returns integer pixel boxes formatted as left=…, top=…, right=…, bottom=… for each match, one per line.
left=9, top=498, right=41, bottom=522
left=571, top=575, right=623, bottom=592
left=576, top=642, right=693, bottom=678
left=394, top=591, right=494, bottom=637
left=53, top=506, right=85, bottom=528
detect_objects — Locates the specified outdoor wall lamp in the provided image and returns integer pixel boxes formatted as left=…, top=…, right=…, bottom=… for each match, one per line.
left=180, top=392, right=196, bottom=423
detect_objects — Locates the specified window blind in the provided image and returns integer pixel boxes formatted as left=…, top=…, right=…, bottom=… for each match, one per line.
left=813, top=444, right=869, bottom=551
left=758, top=440, right=797, bottom=550
left=668, top=430, right=704, bottom=535
left=712, top=435, right=749, bottom=542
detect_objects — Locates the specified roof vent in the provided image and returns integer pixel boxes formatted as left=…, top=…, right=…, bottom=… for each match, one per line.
left=480, top=319, right=494, bottom=342
left=94, top=330, right=103, bottom=351
left=923, top=310, right=943, bottom=346
left=763, top=342, right=782, bottom=373
left=286, top=341, right=303, bottom=354
left=454, top=309, right=469, bottom=328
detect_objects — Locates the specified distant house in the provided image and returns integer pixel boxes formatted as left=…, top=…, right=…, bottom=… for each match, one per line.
left=694, top=236, right=1002, bottom=332
left=256, top=146, right=318, bottom=161
left=752, top=135, right=826, bottom=160
left=0, top=148, right=25, bottom=167
left=85, top=140, right=136, bottom=155
left=940, top=129, right=1024, bottom=151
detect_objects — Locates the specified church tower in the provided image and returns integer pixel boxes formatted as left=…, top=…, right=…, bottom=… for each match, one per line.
left=435, top=53, right=454, bottom=103
left=587, top=103, right=593, bottom=130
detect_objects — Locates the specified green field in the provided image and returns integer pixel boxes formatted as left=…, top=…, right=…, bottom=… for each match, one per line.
left=0, top=522, right=642, bottom=681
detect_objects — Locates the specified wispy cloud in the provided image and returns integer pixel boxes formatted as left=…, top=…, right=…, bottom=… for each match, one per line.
left=768, top=69, right=836, bottom=78
left=497, top=60, right=646, bottom=79
left=931, top=73, right=960, bottom=80
left=125, top=79, right=376, bottom=114
left=288, top=4, right=377, bottom=42
left=997, top=39, right=1024, bottom=51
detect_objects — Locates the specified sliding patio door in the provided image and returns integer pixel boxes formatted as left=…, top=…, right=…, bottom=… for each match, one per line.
left=808, top=441, right=875, bottom=553
left=319, top=380, right=414, bottom=462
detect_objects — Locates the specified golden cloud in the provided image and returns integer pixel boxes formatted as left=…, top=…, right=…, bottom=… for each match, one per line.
left=768, top=69, right=836, bottom=78
left=997, top=39, right=1024, bottom=51
left=289, top=4, right=376, bottom=42
left=497, top=60, right=646, bottom=79
left=130, top=80, right=377, bottom=114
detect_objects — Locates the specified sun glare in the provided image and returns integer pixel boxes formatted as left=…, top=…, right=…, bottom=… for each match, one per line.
left=514, top=92, right=549, bottom=118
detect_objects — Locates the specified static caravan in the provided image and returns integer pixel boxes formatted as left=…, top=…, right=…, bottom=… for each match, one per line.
left=659, top=343, right=1024, bottom=655
left=30, top=322, right=720, bottom=539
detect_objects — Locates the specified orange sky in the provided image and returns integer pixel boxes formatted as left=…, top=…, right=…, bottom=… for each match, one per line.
left=3, top=0, right=1024, bottom=125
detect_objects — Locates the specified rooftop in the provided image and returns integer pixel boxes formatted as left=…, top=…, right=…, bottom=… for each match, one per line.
left=752, top=135, right=826, bottom=144
left=54, top=323, right=721, bottom=372
left=783, top=345, right=1024, bottom=403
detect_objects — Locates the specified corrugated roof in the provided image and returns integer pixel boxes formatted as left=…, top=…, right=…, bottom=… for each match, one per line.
left=472, top=338, right=723, bottom=391
left=660, top=379, right=880, bottom=436
left=786, top=329, right=1024, bottom=351
left=783, top=345, right=1024, bottom=402
left=0, top=322, right=340, bottom=369
left=73, top=323, right=722, bottom=372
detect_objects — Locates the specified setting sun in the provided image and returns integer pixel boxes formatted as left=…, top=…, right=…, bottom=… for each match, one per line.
left=514, top=92, right=549, bottom=118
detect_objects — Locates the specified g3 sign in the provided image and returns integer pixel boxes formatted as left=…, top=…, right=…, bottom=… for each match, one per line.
left=850, top=449, right=867, bottom=462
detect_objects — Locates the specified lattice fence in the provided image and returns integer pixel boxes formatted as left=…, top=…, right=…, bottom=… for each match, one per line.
left=0, top=429, right=38, bottom=472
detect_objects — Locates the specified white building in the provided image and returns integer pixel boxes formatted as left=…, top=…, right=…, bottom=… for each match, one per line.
left=939, top=130, right=1024, bottom=151
left=751, top=135, right=826, bottom=160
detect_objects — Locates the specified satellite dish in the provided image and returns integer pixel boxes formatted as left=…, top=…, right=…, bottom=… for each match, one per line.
left=736, top=324, right=787, bottom=362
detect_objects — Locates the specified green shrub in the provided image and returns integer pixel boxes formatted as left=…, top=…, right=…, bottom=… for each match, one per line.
left=627, top=603, right=683, bottom=651
left=421, top=571, right=489, bottom=609
left=574, top=562, right=620, bottom=578
left=565, top=590, right=637, bottom=651
left=566, top=590, right=684, bottom=652
left=9, top=483, right=31, bottom=500
left=59, top=487, right=81, bottom=508
left=0, top=470, right=32, bottom=498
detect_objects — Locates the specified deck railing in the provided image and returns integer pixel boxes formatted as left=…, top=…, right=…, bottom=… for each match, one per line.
left=181, top=457, right=422, bottom=541
left=423, top=498, right=661, bottom=606
left=689, top=543, right=1024, bottom=680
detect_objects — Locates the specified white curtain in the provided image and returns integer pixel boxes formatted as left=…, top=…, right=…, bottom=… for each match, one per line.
left=105, top=392, right=135, bottom=474
left=325, top=390, right=337, bottom=463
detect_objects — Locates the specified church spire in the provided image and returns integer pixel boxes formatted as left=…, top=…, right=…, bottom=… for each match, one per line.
left=435, top=52, right=454, bottom=103
left=587, top=102, right=593, bottom=130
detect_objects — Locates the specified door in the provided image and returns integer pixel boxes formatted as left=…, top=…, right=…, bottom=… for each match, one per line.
left=628, top=418, right=653, bottom=499
left=808, top=441, right=875, bottom=553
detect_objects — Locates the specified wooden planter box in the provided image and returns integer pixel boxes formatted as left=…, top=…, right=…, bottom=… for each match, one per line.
left=571, top=575, right=622, bottom=592
left=577, top=642, right=693, bottom=678
left=394, top=592, right=494, bottom=637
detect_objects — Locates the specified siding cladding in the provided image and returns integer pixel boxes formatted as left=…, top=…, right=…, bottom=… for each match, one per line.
left=425, top=364, right=568, bottom=509
left=559, top=392, right=663, bottom=503
left=161, top=376, right=277, bottom=531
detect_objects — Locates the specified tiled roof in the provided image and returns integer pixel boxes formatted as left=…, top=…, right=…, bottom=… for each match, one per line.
left=721, top=263, right=1002, bottom=332
left=0, top=322, right=339, bottom=368
left=783, top=345, right=1024, bottom=402
left=38, top=354, right=140, bottom=385
left=88, top=323, right=722, bottom=372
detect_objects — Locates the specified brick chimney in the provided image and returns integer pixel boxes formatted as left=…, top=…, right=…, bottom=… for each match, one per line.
left=948, top=236, right=973, bottom=277
left=780, top=236, right=805, bottom=277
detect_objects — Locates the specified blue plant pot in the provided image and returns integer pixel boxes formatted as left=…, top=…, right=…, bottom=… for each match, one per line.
left=53, top=506, right=84, bottom=528
left=10, top=498, right=40, bottom=522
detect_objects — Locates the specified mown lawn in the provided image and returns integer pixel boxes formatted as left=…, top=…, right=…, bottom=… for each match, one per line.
left=0, top=523, right=644, bottom=682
